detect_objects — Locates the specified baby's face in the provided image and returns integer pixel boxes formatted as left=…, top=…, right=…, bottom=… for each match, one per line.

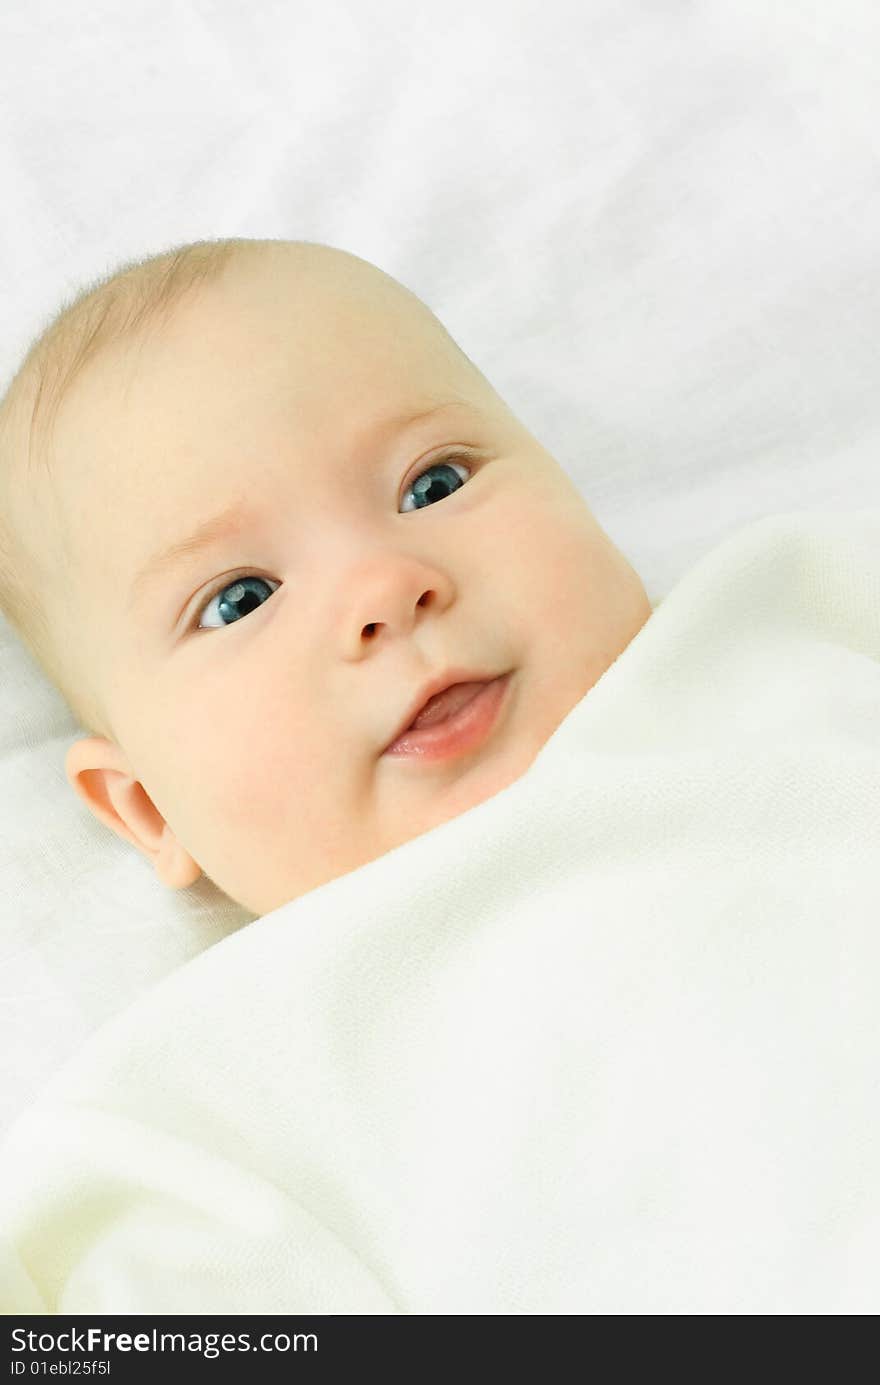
left=52, top=248, right=652, bottom=916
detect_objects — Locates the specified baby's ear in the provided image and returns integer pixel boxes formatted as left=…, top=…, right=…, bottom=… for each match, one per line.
left=64, top=737, right=202, bottom=890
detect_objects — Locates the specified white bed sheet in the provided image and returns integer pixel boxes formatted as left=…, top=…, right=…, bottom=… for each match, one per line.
left=2, top=0, right=879, bottom=1139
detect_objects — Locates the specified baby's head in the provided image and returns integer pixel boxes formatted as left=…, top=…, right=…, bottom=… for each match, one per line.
left=0, top=238, right=652, bottom=916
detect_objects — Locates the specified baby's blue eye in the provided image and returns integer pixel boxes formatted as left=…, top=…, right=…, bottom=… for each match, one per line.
left=400, top=457, right=470, bottom=512
left=198, top=576, right=278, bottom=630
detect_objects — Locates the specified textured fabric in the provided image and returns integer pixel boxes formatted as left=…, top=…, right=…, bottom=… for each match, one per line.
left=1, top=507, right=878, bottom=1314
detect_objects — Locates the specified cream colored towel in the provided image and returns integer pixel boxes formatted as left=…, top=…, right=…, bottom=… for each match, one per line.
left=2, top=508, right=879, bottom=1314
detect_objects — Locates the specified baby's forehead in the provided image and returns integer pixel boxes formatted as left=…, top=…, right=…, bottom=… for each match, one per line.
left=116, top=296, right=434, bottom=411
left=45, top=263, right=488, bottom=518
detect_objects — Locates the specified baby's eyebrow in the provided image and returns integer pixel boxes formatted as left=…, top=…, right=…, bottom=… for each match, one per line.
left=127, top=498, right=257, bottom=612
left=126, top=401, right=465, bottom=611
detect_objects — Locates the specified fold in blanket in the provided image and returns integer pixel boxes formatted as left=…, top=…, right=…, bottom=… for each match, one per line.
left=2, top=508, right=879, bottom=1314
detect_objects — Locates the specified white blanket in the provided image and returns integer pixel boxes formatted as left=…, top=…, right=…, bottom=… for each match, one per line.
left=2, top=507, right=879, bottom=1316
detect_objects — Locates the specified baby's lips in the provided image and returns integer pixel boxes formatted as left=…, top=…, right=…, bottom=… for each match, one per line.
left=406, top=680, right=488, bottom=731
left=383, top=667, right=504, bottom=751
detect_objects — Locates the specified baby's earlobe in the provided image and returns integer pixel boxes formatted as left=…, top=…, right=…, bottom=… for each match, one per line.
left=154, top=829, right=202, bottom=890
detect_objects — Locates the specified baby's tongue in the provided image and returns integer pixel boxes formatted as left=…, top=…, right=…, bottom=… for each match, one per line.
left=409, top=681, right=487, bottom=730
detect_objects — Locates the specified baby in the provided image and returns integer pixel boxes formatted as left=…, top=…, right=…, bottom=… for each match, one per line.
left=0, top=237, right=652, bottom=917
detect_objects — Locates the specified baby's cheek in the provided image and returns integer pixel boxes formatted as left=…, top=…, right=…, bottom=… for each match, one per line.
left=521, top=507, right=596, bottom=604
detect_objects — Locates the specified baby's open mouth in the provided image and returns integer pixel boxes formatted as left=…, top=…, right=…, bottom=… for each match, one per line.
left=405, top=680, right=489, bottom=730
left=383, top=672, right=512, bottom=761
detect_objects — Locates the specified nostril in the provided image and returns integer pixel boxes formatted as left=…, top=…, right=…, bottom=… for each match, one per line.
left=363, top=591, right=431, bottom=638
